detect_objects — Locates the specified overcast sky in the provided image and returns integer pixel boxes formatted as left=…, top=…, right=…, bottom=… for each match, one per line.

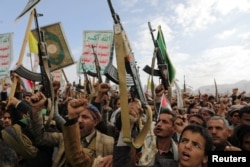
left=1, top=0, right=250, bottom=90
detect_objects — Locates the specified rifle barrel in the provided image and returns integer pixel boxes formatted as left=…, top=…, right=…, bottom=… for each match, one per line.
left=107, top=0, right=120, bottom=24
left=91, top=45, right=102, bottom=83
left=147, top=22, right=169, bottom=90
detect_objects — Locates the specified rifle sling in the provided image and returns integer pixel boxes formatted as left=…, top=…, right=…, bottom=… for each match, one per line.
left=132, top=105, right=152, bottom=148
left=114, top=30, right=131, bottom=144
left=115, top=28, right=153, bottom=148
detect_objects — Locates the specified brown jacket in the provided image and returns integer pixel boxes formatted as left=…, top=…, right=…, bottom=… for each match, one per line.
left=62, top=122, right=114, bottom=167
left=29, top=107, right=65, bottom=167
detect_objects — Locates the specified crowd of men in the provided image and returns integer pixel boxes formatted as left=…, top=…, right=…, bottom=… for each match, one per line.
left=0, top=73, right=250, bottom=167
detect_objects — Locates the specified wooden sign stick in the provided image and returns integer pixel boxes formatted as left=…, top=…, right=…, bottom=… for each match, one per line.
left=8, top=9, right=35, bottom=100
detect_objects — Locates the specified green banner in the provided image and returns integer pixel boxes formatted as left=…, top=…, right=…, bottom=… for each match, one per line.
left=32, top=22, right=75, bottom=71
left=156, top=26, right=176, bottom=86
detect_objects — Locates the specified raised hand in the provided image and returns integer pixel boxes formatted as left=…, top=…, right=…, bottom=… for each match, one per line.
left=30, top=92, right=47, bottom=109
left=67, top=98, right=88, bottom=119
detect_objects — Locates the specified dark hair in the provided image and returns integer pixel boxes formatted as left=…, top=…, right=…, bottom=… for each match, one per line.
left=208, top=95, right=215, bottom=101
left=171, top=102, right=177, bottom=108
left=0, top=102, right=7, bottom=111
left=111, top=97, right=120, bottom=109
left=237, top=125, right=250, bottom=150
left=158, top=109, right=176, bottom=125
left=113, top=97, right=120, bottom=105
left=186, top=103, right=196, bottom=114
left=22, top=91, right=32, bottom=98
left=239, top=106, right=250, bottom=118
left=179, top=124, right=213, bottom=155
left=188, top=113, right=207, bottom=128
left=0, top=141, right=18, bottom=167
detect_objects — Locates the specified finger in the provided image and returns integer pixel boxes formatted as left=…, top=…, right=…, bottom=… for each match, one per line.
left=69, top=99, right=87, bottom=108
left=103, top=160, right=112, bottom=167
left=225, top=146, right=231, bottom=151
left=100, top=161, right=107, bottom=167
left=39, top=92, right=46, bottom=100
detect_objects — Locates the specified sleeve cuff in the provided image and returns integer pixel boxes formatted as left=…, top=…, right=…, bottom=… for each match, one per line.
left=64, top=117, right=78, bottom=126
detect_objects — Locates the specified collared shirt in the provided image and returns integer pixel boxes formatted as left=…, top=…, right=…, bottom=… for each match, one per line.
left=155, top=150, right=177, bottom=167
left=155, top=141, right=176, bottom=166
left=81, top=130, right=96, bottom=147
left=158, top=145, right=173, bottom=155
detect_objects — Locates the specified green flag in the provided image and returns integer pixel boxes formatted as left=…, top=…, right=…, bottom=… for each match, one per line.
left=156, top=26, right=176, bottom=86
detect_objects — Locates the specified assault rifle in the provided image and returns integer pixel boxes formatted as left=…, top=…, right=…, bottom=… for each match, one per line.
left=143, top=22, right=170, bottom=90
left=82, top=63, right=92, bottom=95
left=107, top=0, right=152, bottom=148
left=73, top=78, right=84, bottom=94
left=14, top=9, right=55, bottom=126
left=15, top=9, right=54, bottom=98
left=87, top=45, right=102, bottom=83
left=107, top=0, right=147, bottom=107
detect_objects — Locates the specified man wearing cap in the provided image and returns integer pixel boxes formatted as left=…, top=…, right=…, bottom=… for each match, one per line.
left=230, top=105, right=250, bottom=147
left=228, top=105, right=244, bottom=128
left=242, top=93, right=250, bottom=104
left=62, top=84, right=114, bottom=167
left=200, top=107, right=215, bottom=122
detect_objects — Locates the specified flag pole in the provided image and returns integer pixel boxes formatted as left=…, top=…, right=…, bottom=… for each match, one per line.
left=61, top=68, right=69, bottom=84
left=156, top=94, right=164, bottom=121
left=28, top=52, right=34, bottom=72
left=8, top=9, right=35, bottom=101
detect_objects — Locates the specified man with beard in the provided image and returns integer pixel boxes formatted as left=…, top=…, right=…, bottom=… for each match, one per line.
left=207, top=116, right=241, bottom=151
left=138, top=109, right=178, bottom=166
left=63, top=97, right=114, bottom=167
left=230, top=105, right=250, bottom=147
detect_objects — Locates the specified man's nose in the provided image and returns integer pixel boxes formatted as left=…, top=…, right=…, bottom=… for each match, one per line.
left=210, top=128, right=217, bottom=134
left=78, top=117, right=83, bottom=122
left=184, top=141, right=192, bottom=150
left=156, top=120, right=162, bottom=127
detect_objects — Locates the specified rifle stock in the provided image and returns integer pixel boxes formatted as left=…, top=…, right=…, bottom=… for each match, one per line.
left=143, top=22, right=170, bottom=90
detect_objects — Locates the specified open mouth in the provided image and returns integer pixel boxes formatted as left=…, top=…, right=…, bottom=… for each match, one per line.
left=154, top=127, right=162, bottom=132
left=79, top=124, right=84, bottom=130
left=181, top=152, right=190, bottom=160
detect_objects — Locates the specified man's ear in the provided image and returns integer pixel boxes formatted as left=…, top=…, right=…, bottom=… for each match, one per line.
left=94, top=119, right=100, bottom=126
left=203, top=155, right=208, bottom=164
